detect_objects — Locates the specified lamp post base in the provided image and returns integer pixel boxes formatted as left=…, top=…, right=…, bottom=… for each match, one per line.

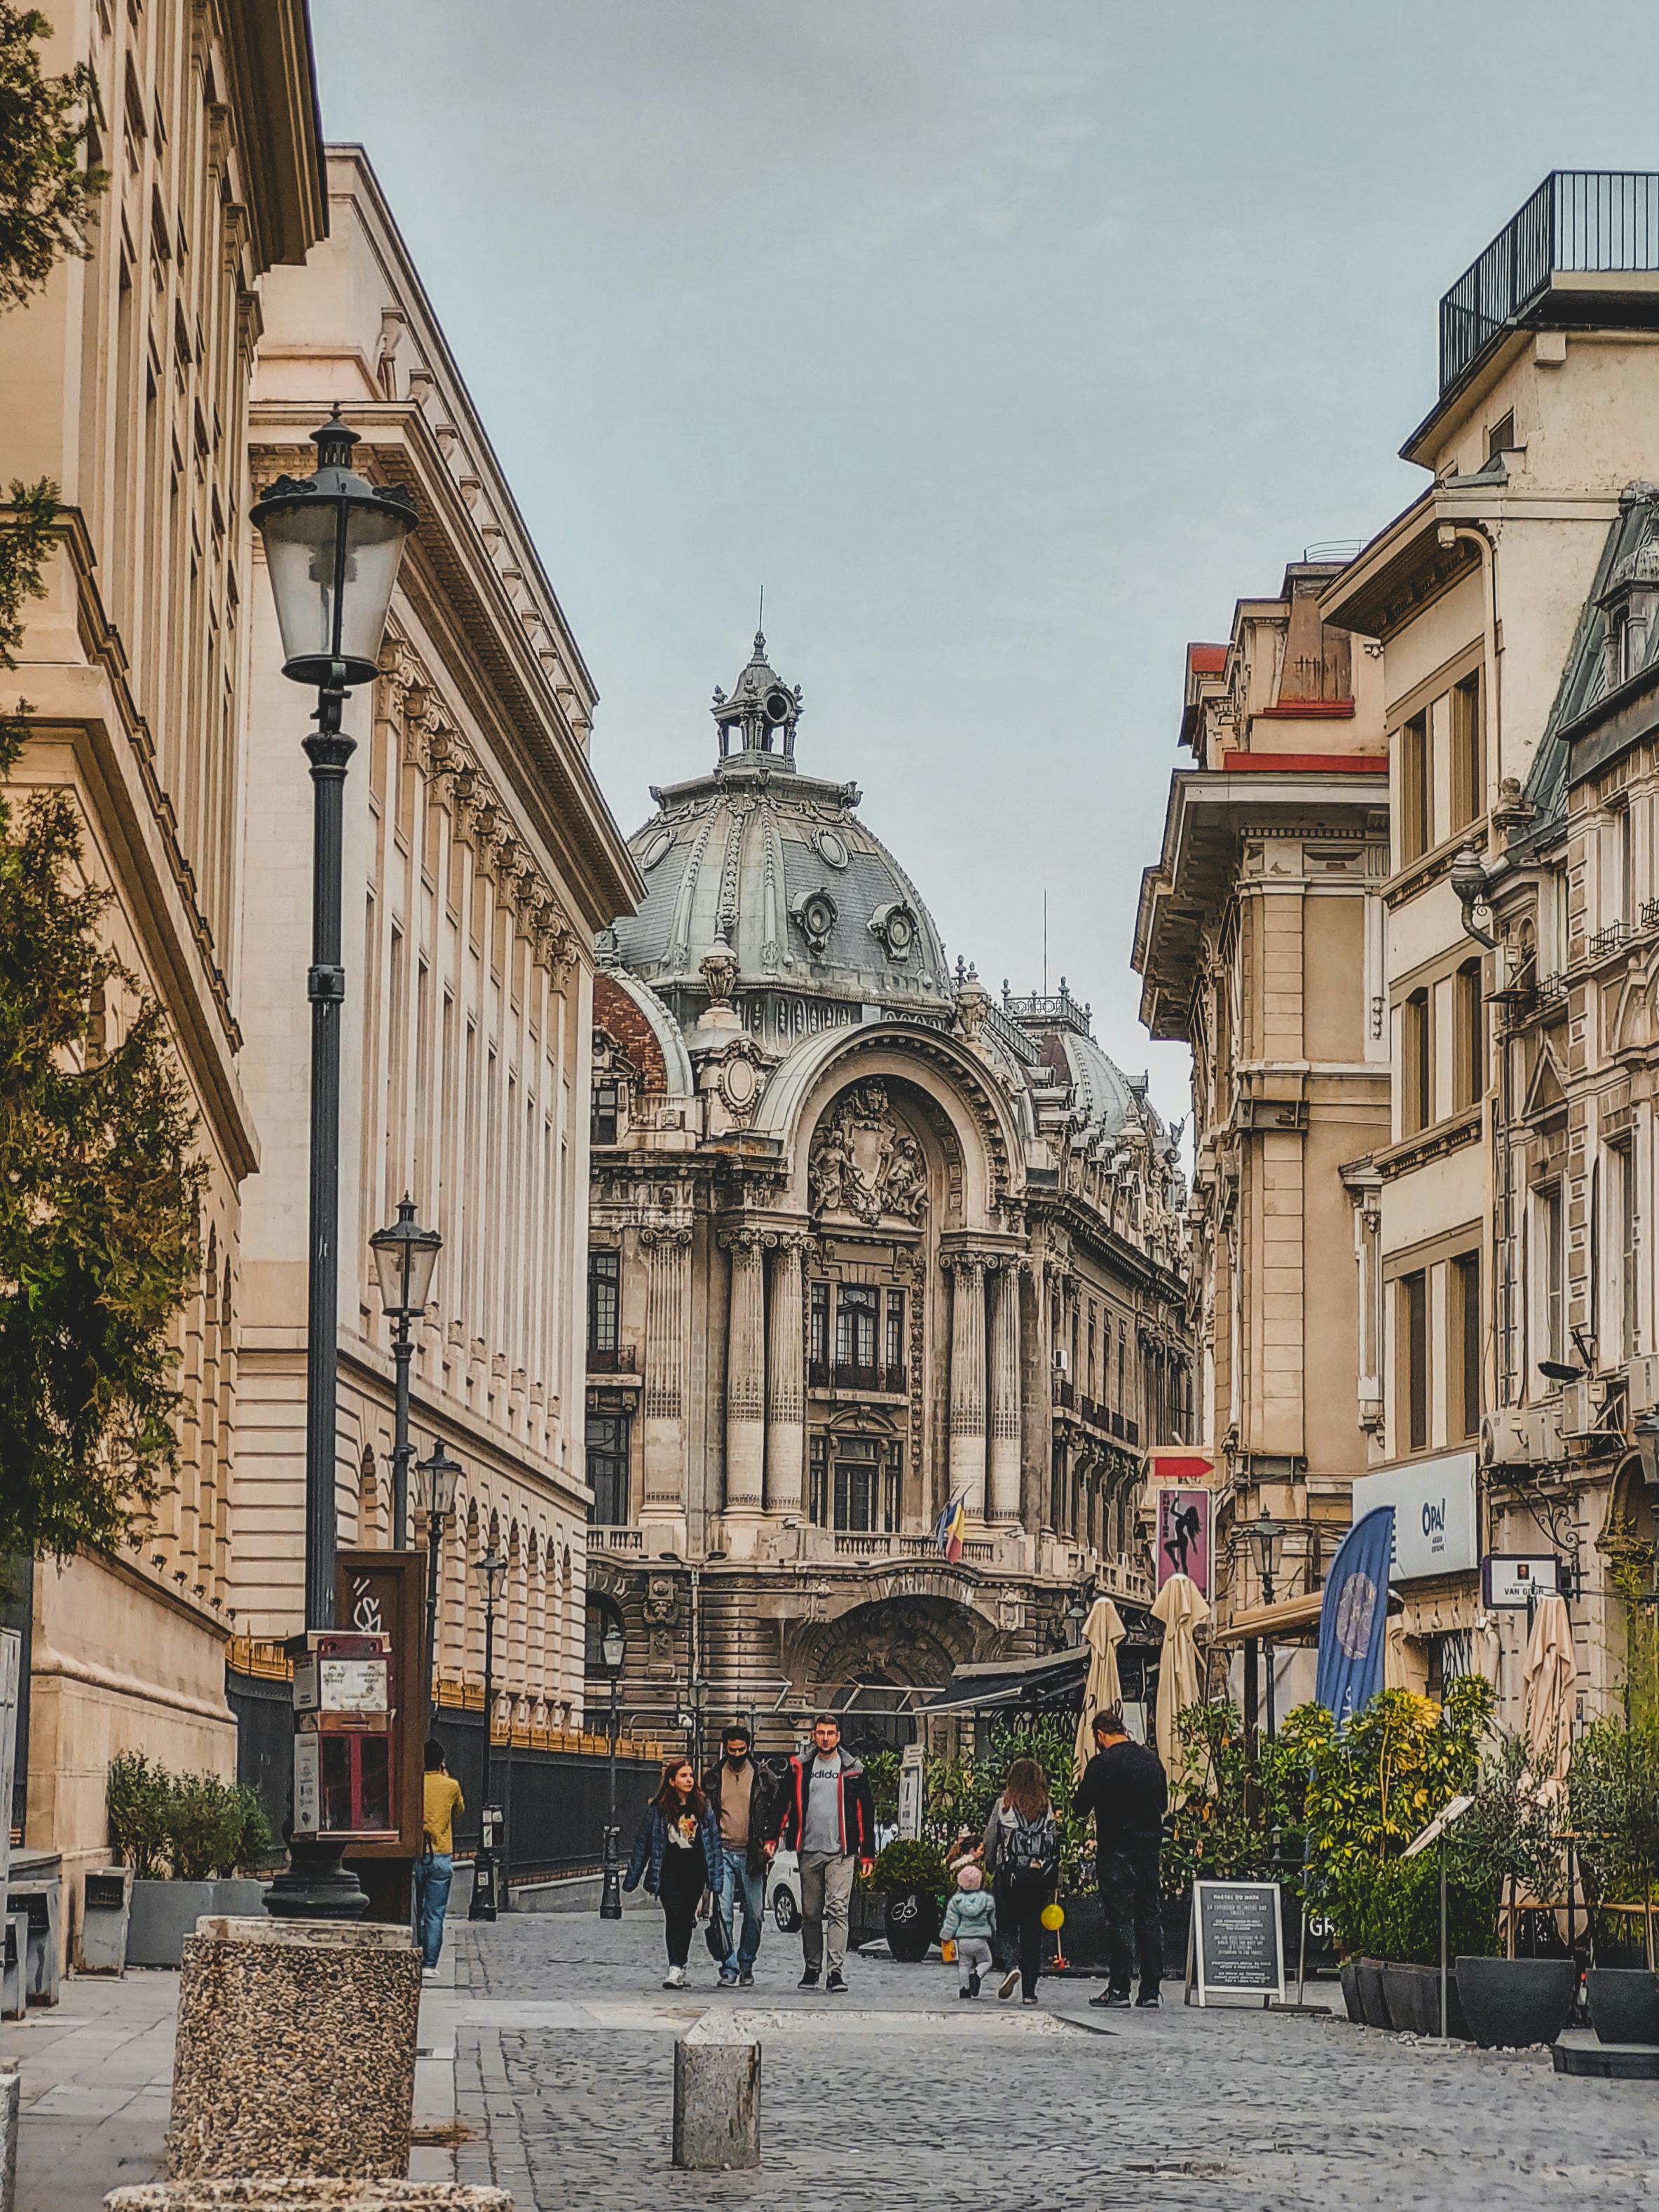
left=600, top=1831, right=624, bottom=1921
left=264, top=1836, right=370, bottom=1920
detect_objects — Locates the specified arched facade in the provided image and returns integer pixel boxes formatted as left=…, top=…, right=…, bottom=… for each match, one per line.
left=586, top=634, right=1192, bottom=1749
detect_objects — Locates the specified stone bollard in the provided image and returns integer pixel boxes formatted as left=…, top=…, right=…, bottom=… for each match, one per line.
left=672, top=2015, right=760, bottom=2171
left=166, top=1919, right=421, bottom=2183
left=107, top=2187, right=511, bottom=2212
left=1, top=2071, right=18, bottom=2212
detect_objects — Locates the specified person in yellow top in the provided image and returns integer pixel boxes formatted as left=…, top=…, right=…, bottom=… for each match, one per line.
left=418, top=1738, right=465, bottom=1977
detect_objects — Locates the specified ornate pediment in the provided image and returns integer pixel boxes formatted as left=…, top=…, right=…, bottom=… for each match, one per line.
left=808, top=1079, right=927, bottom=1225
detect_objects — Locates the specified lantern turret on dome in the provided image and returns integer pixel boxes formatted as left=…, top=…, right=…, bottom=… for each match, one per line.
left=712, top=629, right=803, bottom=769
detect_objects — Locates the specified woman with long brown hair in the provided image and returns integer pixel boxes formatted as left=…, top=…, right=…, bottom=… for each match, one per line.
left=622, top=1755, right=724, bottom=1987
left=981, top=1756, right=1060, bottom=2004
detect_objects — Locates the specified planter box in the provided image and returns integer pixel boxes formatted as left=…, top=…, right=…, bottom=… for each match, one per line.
left=1585, top=1968, right=1659, bottom=2047
left=1337, top=1962, right=1364, bottom=2023
left=1381, top=1961, right=1469, bottom=2039
left=1353, top=1958, right=1391, bottom=2029
left=848, top=1887, right=886, bottom=1951
left=126, top=1878, right=268, bottom=1969
left=1456, top=1955, right=1577, bottom=2049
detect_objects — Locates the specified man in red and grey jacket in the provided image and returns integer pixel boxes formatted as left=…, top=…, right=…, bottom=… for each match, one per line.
left=775, top=1714, right=876, bottom=1992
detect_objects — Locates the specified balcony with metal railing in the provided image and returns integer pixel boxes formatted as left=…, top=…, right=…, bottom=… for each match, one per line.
left=1438, top=172, right=1659, bottom=399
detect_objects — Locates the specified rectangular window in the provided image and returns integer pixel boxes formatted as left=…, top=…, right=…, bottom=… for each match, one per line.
left=584, top=1412, right=630, bottom=1525
left=587, top=1248, right=620, bottom=1354
left=808, top=1281, right=830, bottom=1383
left=885, top=1288, right=906, bottom=1391
left=1452, top=1252, right=1482, bottom=1443
left=1450, top=671, right=1483, bottom=831
left=808, top=1433, right=828, bottom=1526
left=1616, top=1144, right=1639, bottom=1363
left=832, top=1436, right=880, bottom=1532
left=1539, top=1185, right=1566, bottom=1370
left=1620, top=803, right=1637, bottom=928
left=1400, top=1271, right=1429, bottom=1454
left=835, top=1284, right=879, bottom=1381
left=1400, top=711, right=1431, bottom=864
left=592, top=1079, right=619, bottom=1146
left=1453, top=959, right=1484, bottom=1112
left=1402, top=988, right=1432, bottom=1135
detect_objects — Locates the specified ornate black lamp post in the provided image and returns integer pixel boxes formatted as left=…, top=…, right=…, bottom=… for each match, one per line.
left=413, top=1439, right=462, bottom=1705
left=470, top=1545, right=508, bottom=1921
left=599, top=1620, right=626, bottom=1920
left=370, top=1197, right=442, bottom=1548
left=252, top=414, right=416, bottom=1918
left=1250, top=1508, right=1286, bottom=1739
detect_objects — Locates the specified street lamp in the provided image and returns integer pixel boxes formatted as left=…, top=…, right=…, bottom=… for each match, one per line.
left=253, top=411, right=416, bottom=1920
left=412, top=1439, right=461, bottom=1705
left=371, top=1196, right=442, bottom=1548
left=1249, top=1509, right=1286, bottom=1740
left=599, top=1620, right=626, bottom=1922
left=1064, top=1587, right=1091, bottom=1648
left=470, top=1545, right=508, bottom=1922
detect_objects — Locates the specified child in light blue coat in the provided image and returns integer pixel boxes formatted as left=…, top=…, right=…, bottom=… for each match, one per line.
left=941, top=1861, right=998, bottom=1998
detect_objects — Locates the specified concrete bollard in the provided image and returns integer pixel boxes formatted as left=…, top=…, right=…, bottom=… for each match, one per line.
left=107, top=2188, right=511, bottom=2212
left=672, top=2016, right=760, bottom=2171
left=1, top=2072, right=18, bottom=2212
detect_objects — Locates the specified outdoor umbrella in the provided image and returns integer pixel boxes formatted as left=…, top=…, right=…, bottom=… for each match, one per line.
left=1523, top=1591, right=1578, bottom=1801
left=1072, top=1597, right=1126, bottom=1777
left=1150, top=1571, right=1209, bottom=1781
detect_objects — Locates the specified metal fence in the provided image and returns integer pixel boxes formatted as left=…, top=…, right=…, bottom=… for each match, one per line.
left=1439, top=171, right=1659, bottom=394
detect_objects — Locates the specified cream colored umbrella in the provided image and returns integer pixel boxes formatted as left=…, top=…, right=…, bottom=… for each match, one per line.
left=1523, top=1591, right=1578, bottom=1801
left=1073, top=1597, right=1126, bottom=1778
left=1151, top=1571, right=1210, bottom=1783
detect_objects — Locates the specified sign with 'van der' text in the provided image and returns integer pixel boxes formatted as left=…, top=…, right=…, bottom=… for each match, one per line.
left=1351, top=1452, right=1477, bottom=1582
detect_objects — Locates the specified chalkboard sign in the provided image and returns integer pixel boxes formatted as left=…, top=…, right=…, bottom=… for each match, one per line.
left=1186, top=1880, right=1285, bottom=2007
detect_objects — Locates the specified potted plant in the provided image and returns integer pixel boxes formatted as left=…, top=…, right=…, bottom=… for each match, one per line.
left=1451, top=1733, right=1575, bottom=2048
left=1571, top=1716, right=1659, bottom=2047
left=112, top=1754, right=273, bottom=1967
left=872, top=1838, right=947, bottom=1962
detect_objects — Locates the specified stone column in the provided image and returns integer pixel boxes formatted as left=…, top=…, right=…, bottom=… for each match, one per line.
left=945, top=1252, right=988, bottom=1522
left=721, top=1229, right=767, bottom=1515
left=641, top=1227, right=692, bottom=1516
left=988, top=1258, right=1023, bottom=1527
left=765, top=1235, right=807, bottom=1516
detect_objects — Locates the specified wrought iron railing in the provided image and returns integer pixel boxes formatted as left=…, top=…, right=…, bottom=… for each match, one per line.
left=1440, top=172, right=1659, bottom=394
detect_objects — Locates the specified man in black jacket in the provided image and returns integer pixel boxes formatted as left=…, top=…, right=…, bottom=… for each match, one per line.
left=702, top=1721, right=777, bottom=1988
left=1072, top=1702, right=1168, bottom=2009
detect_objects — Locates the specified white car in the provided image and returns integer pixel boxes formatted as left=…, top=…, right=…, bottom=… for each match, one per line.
left=765, top=1846, right=802, bottom=1933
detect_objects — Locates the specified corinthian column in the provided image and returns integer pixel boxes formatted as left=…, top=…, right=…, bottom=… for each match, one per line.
left=945, top=1252, right=988, bottom=1522
left=721, top=1229, right=766, bottom=1514
left=988, top=1258, right=1023, bottom=1525
left=641, top=1227, right=692, bottom=1515
left=765, top=1236, right=807, bottom=1516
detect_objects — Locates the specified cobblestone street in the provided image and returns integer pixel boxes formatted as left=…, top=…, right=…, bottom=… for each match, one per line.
left=433, top=1911, right=1659, bottom=2212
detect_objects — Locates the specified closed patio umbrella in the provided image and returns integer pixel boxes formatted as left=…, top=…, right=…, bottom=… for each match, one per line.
left=1073, top=1597, right=1126, bottom=1778
left=1524, top=1592, right=1578, bottom=1801
left=1151, top=1571, right=1209, bottom=1782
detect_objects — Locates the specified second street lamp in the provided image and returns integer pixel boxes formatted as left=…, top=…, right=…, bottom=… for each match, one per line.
left=470, top=1545, right=508, bottom=1922
left=371, top=1196, right=442, bottom=1548
left=1250, top=1508, right=1287, bottom=1740
left=413, top=1439, right=462, bottom=1705
left=599, top=1620, right=626, bottom=1921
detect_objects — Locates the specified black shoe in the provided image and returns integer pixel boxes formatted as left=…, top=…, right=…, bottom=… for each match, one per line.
left=958, top=1986, right=974, bottom=2000
left=826, top=1969, right=848, bottom=1994
left=798, top=1969, right=820, bottom=1989
left=1022, top=1993, right=1039, bottom=2006
left=968, top=1969, right=981, bottom=1997
left=1090, top=1989, right=1131, bottom=2009
left=1135, top=1991, right=1161, bottom=2009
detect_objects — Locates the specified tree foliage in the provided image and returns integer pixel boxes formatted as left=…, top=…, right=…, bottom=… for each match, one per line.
left=0, top=6, right=103, bottom=313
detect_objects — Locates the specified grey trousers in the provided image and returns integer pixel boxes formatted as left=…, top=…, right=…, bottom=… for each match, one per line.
left=798, top=1849, right=856, bottom=1976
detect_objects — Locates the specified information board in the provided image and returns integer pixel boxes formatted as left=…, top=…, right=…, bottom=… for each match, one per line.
left=1186, top=1880, right=1286, bottom=2007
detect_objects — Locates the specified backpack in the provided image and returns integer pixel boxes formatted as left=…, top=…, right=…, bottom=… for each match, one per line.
left=1004, top=1808, right=1060, bottom=1883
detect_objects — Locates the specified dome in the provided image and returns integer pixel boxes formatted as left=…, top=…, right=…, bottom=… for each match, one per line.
left=610, top=634, right=952, bottom=1017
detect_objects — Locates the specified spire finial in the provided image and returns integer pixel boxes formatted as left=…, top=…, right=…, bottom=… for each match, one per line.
left=755, top=584, right=765, bottom=657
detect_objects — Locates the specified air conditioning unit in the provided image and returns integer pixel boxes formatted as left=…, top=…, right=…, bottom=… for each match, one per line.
left=1560, top=1380, right=1592, bottom=1438
left=1627, top=1351, right=1659, bottom=1414
left=1481, top=1404, right=1562, bottom=1468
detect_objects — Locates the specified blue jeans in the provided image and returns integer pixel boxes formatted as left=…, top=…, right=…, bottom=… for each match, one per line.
left=713, top=1846, right=765, bottom=1977
left=415, top=1852, right=453, bottom=1969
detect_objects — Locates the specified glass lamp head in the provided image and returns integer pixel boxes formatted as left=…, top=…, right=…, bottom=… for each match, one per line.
left=370, top=1194, right=441, bottom=1318
left=413, top=1439, right=462, bottom=1522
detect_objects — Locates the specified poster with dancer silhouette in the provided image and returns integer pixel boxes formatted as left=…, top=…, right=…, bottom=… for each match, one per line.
left=1157, top=1487, right=1211, bottom=1598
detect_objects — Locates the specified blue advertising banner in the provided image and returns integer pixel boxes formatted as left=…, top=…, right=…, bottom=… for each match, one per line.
left=1314, top=1506, right=1395, bottom=1727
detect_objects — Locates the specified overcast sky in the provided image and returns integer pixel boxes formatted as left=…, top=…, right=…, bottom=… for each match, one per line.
left=313, top=1, right=1658, bottom=1126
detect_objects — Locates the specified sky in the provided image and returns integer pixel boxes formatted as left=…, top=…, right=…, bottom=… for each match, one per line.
left=311, top=0, right=1659, bottom=1128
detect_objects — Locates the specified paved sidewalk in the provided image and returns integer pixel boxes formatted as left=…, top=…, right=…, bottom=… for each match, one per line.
left=3, top=1972, right=177, bottom=2211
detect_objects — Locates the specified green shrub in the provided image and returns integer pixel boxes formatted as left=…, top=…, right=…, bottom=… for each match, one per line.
left=106, top=1750, right=170, bottom=1879
left=872, top=1838, right=949, bottom=1894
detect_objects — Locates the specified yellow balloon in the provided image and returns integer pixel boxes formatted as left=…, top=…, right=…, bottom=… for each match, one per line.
left=1040, top=1902, right=1065, bottom=1932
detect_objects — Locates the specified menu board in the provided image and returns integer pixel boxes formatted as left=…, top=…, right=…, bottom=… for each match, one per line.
left=1188, top=1880, right=1285, bottom=2006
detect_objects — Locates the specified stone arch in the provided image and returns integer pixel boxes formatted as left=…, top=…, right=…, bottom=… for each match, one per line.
left=786, top=1589, right=1007, bottom=1748
left=1602, top=1455, right=1658, bottom=1714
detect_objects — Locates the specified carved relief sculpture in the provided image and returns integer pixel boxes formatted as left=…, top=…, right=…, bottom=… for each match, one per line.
left=808, top=1079, right=927, bottom=1225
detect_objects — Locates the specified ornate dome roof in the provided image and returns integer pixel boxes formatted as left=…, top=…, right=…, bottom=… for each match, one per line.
left=609, top=634, right=951, bottom=1013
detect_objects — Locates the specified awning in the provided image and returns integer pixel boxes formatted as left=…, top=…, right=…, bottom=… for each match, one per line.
left=920, top=1646, right=1088, bottom=1717
left=1209, top=1587, right=1403, bottom=1647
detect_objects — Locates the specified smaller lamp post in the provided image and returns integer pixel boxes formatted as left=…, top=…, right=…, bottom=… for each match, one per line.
left=412, top=1439, right=461, bottom=1705
left=370, top=1196, right=442, bottom=1549
left=599, top=1620, right=626, bottom=1921
left=1249, top=1508, right=1286, bottom=1739
left=470, top=1545, right=508, bottom=1922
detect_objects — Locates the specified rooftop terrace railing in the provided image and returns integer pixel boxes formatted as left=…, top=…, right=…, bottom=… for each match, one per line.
left=1439, top=171, right=1659, bottom=394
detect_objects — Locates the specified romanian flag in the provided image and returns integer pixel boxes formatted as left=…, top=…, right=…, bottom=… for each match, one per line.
left=934, top=1492, right=966, bottom=1564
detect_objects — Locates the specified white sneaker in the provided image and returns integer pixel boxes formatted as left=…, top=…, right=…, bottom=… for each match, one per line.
left=662, top=1965, right=687, bottom=1989
left=421, top=1965, right=438, bottom=1982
